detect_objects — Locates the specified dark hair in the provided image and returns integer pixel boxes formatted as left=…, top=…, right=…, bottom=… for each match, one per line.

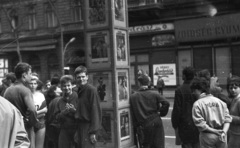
left=36, top=80, right=44, bottom=91
left=45, top=85, right=57, bottom=106
left=60, top=75, right=74, bottom=85
left=51, top=75, right=60, bottom=85
left=137, top=74, right=149, bottom=86
left=74, top=65, right=88, bottom=75
left=197, top=69, right=211, bottom=82
left=182, top=67, right=195, bottom=81
left=190, top=77, right=210, bottom=94
left=14, top=62, right=32, bottom=79
left=5, top=72, right=16, bottom=83
left=228, top=76, right=240, bottom=87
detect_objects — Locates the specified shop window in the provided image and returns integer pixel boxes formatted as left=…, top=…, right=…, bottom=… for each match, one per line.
left=130, top=54, right=150, bottom=89
left=215, top=47, right=230, bottom=86
left=232, top=46, right=240, bottom=76
left=0, top=58, right=9, bottom=82
left=137, top=54, right=148, bottom=62
left=130, top=55, right=135, bottom=63
left=178, top=50, right=192, bottom=85
left=193, top=47, right=212, bottom=74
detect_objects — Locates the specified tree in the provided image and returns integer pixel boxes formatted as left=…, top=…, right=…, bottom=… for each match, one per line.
left=0, top=0, right=25, bottom=62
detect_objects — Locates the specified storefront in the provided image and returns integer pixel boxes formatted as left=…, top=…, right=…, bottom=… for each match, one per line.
left=175, top=12, right=240, bottom=87
left=130, top=13, right=240, bottom=89
left=129, top=23, right=176, bottom=89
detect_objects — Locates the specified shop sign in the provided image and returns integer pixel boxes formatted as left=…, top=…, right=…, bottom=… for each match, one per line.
left=153, top=63, right=176, bottom=86
left=175, top=13, right=240, bottom=42
left=152, top=34, right=175, bottom=46
left=129, top=23, right=174, bottom=34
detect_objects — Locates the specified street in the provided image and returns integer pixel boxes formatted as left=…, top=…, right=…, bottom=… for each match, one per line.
left=163, top=98, right=181, bottom=148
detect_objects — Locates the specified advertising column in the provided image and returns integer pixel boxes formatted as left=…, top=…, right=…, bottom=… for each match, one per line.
left=83, top=0, right=135, bottom=148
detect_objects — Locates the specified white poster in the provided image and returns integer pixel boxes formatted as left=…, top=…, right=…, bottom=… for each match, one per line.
left=153, top=64, right=176, bottom=86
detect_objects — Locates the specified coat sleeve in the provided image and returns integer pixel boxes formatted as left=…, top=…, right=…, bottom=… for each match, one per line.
left=88, top=87, right=102, bottom=134
left=157, top=94, right=170, bottom=117
left=13, top=109, right=30, bottom=148
left=192, top=102, right=209, bottom=132
left=171, top=89, right=182, bottom=129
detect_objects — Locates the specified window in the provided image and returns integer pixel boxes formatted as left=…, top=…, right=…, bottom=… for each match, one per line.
left=0, top=58, right=9, bottom=82
left=45, top=3, right=58, bottom=27
left=130, top=54, right=150, bottom=89
left=72, top=0, right=82, bottom=21
left=9, top=9, right=18, bottom=31
left=28, top=5, right=37, bottom=30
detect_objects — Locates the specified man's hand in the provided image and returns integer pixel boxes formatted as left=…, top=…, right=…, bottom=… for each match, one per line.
left=90, top=134, right=97, bottom=144
left=67, top=104, right=76, bottom=113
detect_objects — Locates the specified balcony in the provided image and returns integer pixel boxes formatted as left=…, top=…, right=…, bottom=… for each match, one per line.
left=128, top=0, right=163, bottom=8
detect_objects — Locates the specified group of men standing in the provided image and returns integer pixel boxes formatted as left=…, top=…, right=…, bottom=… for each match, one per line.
left=0, top=62, right=101, bottom=148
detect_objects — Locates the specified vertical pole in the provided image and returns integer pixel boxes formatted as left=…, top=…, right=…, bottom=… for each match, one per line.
left=83, top=1, right=135, bottom=148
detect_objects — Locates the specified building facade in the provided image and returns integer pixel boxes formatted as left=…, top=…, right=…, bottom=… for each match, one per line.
left=0, top=0, right=84, bottom=82
left=128, top=0, right=240, bottom=89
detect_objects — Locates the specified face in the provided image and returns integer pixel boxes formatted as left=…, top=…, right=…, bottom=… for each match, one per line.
left=46, top=82, right=51, bottom=89
left=229, top=85, right=240, bottom=97
left=61, top=81, right=73, bottom=95
left=76, top=72, right=88, bottom=86
left=24, top=69, right=32, bottom=83
left=29, top=79, right=38, bottom=92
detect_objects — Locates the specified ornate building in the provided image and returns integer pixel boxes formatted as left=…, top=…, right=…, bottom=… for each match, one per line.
left=0, top=0, right=84, bottom=82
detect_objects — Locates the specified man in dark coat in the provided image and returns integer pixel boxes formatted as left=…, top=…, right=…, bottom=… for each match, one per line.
left=130, top=74, right=170, bottom=148
left=171, top=67, right=200, bottom=148
left=4, top=62, right=43, bottom=148
left=74, top=65, right=102, bottom=148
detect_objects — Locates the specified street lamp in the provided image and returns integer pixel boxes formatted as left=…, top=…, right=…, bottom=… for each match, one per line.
left=63, top=37, right=75, bottom=74
left=63, top=37, right=76, bottom=55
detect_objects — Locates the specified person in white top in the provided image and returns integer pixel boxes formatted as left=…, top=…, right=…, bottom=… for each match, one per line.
left=191, top=77, right=232, bottom=148
left=29, top=74, right=47, bottom=148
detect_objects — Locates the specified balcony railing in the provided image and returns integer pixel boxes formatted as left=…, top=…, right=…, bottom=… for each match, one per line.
left=128, top=0, right=230, bottom=8
left=128, top=0, right=162, bottom=8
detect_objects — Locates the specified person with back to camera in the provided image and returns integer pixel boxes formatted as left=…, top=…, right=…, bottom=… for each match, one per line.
left=0, top=95, right=30, bottom=148
left=0, top=72, right=16, bottom=96
left=130, top=74, right=170, bottom=148
left=156, top=76, right=165, bottom=95
left=198, top=69, right=231, bottom=109
left=171, top=67, right=200, bottom=148
left=191, top=77, right=232, bottom=148
left=4, top=62, right=43, bottom=148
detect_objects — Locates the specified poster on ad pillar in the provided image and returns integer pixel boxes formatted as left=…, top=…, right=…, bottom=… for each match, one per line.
left=153, top=63, right=177, bottom=86
left=86, top=31, right=111, bottom=68
left=113, top=0, right=126, bottom=27
left=85, top=0, right=109, bottom=29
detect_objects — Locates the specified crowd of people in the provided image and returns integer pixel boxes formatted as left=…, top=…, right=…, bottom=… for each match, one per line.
left=0, top=63, right=101, bottom=148
left=171, top=67, right=240, bottom=148
left=1, top=62, right=240, bottom=148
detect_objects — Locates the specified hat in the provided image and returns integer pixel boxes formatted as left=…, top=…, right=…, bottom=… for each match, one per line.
left=138, top=74, right=149, bottom=85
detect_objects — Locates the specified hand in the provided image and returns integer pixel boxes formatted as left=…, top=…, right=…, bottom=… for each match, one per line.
left=219, top=132, right=226, bottom=142
left=90, top=134, right=97, bottom=144
left=68, top=104, right=76, bottom=113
